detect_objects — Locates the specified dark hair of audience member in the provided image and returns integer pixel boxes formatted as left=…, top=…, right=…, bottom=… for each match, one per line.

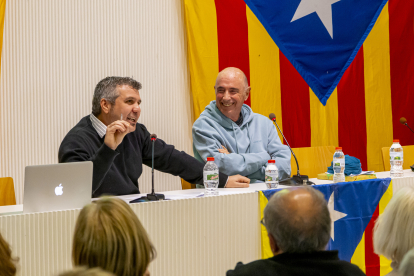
left=72, top=197, right=156, bottom=276
left=0, top=232, right=19, bottom=276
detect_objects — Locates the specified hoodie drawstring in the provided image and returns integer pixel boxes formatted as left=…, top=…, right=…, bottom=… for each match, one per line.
left=232, top=122, right=251, bottom=154
left=232, top=123, right=240, bottom=154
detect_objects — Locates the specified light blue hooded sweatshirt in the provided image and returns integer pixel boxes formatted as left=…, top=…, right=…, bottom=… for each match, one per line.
left=192, top=101, right=291, bottom=182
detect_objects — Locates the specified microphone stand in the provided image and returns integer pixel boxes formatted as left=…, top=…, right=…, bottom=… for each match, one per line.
left=401, top=120, right=414, bottom=171
left=270, top=118, right=313, bottom=186
left=403, top=122, right=414, bottom=135
left=146, top=136, right=165, bottom=201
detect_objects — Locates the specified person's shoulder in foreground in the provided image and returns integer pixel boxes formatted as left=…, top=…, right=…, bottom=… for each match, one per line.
left=227, top=186, right=365, bottom=276
left=226, top=251, right=365, bottom=276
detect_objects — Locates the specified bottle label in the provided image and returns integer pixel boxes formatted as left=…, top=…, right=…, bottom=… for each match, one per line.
left=390, top=152, right=403, bottom=161
left=203, top=171, right=219, bottom=182
left=333, top=159, right=345, bottom=167
left=265, top=172, right=279, bottom=182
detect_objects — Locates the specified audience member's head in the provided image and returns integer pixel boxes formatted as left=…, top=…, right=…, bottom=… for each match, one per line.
left=374, top=187, right=414, bottom=266
left=0, top=232, right=18, bottom=276
left=59, top=267, right=115, bottom=276
left=263, top=187, right=331, bottom=255
left=400, top=247, right=414, bottom=276
left=72, top=197, right=156, bottom=276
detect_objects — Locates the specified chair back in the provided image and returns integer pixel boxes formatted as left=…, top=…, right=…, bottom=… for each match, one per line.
left=0, top=177, right=16, bottom=206
left=381, top=145, right=414, bottom=171
left=290, top=146, right=336, bottom=178
left=181, top=179, right=196, bottom=190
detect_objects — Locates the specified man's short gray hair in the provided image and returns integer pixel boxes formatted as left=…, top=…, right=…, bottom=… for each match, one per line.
left=92, top=77, right=142, bottom=116
left=263, top=186, right=331, bottom=253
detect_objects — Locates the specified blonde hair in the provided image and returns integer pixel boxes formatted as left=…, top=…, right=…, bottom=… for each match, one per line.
left=72, top=197, right=156, bottom=276
left=373, top=187, right=414, bottom=263
left=0, top=232, right=18, bottom=276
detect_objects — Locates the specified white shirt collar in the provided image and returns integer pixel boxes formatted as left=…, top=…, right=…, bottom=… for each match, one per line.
left=90, top=113, right=107, bottom=138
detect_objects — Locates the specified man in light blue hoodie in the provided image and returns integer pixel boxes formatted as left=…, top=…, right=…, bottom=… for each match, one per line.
left=192, top=67, right=291, bottom=183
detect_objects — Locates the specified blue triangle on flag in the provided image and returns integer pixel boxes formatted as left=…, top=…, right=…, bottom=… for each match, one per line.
left=243, top=0, right=388, bottom=105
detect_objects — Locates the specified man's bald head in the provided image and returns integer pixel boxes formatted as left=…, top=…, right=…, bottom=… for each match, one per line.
left=215, top=67, right=249, bottom=88
left=263, top=187, right=331, bottom=253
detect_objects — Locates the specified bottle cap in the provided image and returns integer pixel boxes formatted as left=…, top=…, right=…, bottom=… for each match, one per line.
left=335, top=147, right=342, bottom=150
left=393, top=139, right=399, bottom=143
left=268, top=160, right=275, bottom=163
left=207, top=157, right=214, bottom=161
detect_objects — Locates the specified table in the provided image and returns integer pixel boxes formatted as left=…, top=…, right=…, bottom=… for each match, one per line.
left=1, top=170, right=414, bottom=276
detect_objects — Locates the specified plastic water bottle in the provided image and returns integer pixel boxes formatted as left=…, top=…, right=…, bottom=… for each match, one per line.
left=333, top=147, right=345, bottom=183
left=203, top=157, right=219, bottom=196
left=390, top=139, right=404, bottom=178
left=265, top=160, right=279, bottom=189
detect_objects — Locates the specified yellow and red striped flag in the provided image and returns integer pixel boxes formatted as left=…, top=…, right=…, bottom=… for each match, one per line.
left=184, top=0, right=414, bottom=173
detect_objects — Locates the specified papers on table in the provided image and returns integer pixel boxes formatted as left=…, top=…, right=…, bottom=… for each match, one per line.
left=349, top=171, right=375, bottom=176
left=325, top=171, right=375, bottom=177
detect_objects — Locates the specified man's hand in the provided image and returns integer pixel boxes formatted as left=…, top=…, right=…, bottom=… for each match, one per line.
left=226, top=175, right=250, bottom=188
left=104, top=120, right=134, bottom=150
left=218, top=145, right=230, bottom=154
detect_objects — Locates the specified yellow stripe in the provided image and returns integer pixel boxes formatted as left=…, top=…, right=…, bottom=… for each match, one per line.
left=363, top=3, right=393, bottom=172
left=351, top=232, right=366, bottom=273
left=184, top=0, right=219, bottom=120
left=0, top=0, right=6, bottom=77
left=310, top=88, right=339, bottom=147
left=246, top=7, right=284, bottom=142
left=379, top=181, right=393, bottom=275
left=351, top=181, right=393, bottom=273
left=259, top=191, right=273, bottom=259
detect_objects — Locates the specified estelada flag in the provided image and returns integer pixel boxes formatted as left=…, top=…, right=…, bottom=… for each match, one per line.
left=259, top=178, right=393, bottom=276
left=244, top=0, right=387, bottom=105
left=184, top=0, right=414, bottom=173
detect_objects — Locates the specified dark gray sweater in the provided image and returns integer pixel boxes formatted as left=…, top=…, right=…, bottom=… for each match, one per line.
left=58, top=116, right=227, bottom=197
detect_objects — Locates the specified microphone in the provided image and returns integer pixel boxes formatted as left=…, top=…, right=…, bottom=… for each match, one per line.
left=400, top=117, right=414, bottom=134
left=269, top=113, right=312, bottom=186
left=144, top=134, right=165, bottom=201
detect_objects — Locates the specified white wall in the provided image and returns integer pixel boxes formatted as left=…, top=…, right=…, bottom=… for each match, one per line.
left=0, top=0, right=193, bottom=204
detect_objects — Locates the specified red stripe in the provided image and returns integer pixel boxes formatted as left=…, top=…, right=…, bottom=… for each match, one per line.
left=215, top=0, right=251, bottom=106
left=389, top=0, right=414, bottom=146
left=337, top=48, right=368, bottom=171
left=279, top=52, right=311, bottom=148
left=364, top=204, right=380, bottom=276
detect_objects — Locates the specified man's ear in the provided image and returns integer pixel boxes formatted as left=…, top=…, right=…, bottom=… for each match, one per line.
left=100, top=98, right=111, bottom=114
left=244, top=87, right=251, bottom=101
left=267, top=233, right=281, bottom=256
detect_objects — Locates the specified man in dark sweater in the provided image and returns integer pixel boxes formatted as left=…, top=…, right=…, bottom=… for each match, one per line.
left=58, top=77, right=250, bottom=197
left=226, top=187, right=366, bottom=276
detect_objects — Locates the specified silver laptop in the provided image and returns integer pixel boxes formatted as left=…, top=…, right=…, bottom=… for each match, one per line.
left=23, top=161, right=93, bottom=213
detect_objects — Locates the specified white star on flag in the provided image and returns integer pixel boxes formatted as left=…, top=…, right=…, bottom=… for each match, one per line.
left=291, top=0, right=341, bottom=38
left=327, top=191, right=347, bottom=241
